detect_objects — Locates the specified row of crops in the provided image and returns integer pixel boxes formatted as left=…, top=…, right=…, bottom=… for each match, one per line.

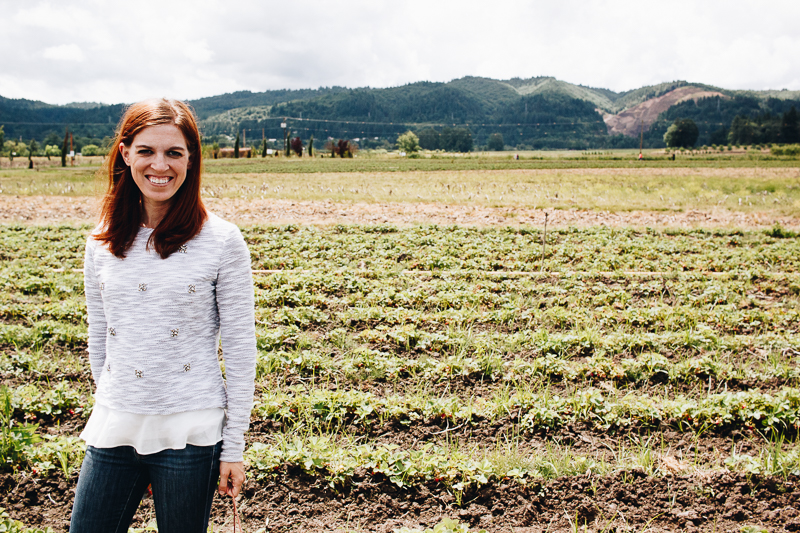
left=1, top=223, right=800, bottom=495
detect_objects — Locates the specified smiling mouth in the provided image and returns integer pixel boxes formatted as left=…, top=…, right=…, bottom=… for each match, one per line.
left=146, top=176, right=174, bottom=186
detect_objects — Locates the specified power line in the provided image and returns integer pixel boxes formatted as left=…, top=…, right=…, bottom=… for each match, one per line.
left=0, top=117, right=749, bottom=129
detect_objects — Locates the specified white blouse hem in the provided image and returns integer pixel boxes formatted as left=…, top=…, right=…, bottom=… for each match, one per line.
left=80, top=403, right=225, bottom=455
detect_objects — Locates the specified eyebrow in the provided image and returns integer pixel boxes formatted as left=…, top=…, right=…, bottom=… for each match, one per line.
left=135, top=143, right=186, bottom=151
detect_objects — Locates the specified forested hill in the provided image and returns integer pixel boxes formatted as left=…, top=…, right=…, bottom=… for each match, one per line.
left=2, top=77, right=800, bottom=151
left=189, top=87, right=348, bottom=119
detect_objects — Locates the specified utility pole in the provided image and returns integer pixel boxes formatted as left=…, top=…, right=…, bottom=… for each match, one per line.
left=639, top=118, right=644, bottom=153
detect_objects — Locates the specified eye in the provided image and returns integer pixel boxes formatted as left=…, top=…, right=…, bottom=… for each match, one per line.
left=137, top=149, right=153, bottom=155
left=168, top=150, right=184, bottom=157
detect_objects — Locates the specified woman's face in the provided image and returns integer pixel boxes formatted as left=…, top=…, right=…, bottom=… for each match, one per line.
left=120, top=124, right=190, bottom=208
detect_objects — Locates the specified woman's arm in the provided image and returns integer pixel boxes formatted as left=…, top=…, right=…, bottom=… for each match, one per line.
left=215, top=226, right=257, bottom=464
left=84, top=238, right=108, bottom=386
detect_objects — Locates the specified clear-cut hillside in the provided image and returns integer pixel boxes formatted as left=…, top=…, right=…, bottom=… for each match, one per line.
left=603, top=85, right=726, bottom=138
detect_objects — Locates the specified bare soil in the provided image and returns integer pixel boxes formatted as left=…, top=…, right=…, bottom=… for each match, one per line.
left=3, top=467, right=798, bottom=532
left=1, top=195, right=798, bottom=229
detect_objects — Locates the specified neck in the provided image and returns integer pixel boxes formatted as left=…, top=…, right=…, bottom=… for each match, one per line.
left=141, top=199, right=172, bottom=228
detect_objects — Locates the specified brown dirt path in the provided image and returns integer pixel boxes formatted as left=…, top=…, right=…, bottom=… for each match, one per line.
left=1, top=195, right=798, bottom=228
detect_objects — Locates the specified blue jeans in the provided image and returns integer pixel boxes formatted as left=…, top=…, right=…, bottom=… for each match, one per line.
left=70, top=442, right=221, bottom=533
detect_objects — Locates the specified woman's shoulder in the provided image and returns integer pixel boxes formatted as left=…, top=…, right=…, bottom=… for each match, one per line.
left=85, top=224, right=106, bottom=248
left=201, top=212, right=241, bottom=236
left=196, top=213, right=245, bottom=248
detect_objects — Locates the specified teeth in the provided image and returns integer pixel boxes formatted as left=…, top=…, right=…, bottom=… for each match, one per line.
left=148, top=176, right=171, bottom=185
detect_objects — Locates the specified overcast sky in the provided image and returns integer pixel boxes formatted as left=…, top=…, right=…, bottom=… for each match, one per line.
left=1, top=0, right=799, bottom=105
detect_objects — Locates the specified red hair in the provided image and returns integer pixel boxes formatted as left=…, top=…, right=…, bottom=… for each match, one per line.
left=95, top=98, right=207, bottom=259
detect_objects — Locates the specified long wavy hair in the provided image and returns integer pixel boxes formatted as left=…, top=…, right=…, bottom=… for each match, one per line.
left=95, top=98, right=207, bottom=259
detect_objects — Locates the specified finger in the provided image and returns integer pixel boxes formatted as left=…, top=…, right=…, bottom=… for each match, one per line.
left=230, top=472, right=244, bottom=497
left=218, top=469, right=231, bottom=495
left=228, top=468, right=244, bottom=498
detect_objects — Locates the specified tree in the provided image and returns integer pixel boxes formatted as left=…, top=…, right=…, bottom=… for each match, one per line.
left=709, top=128, right=728, bottom=146
left=81, top=144, right=101, bottom=156
left=397, top=131, right=419, bottom=154
left=28, top=139, right=38, bottom=169
left=261, top=139, right=267, bottom=157
left=727, top=116, right=755, bottom=146
left=332, top=139, right=351, bottom=158
left=487, top=133, right=504, bottom=151
left=781, top=106, right=800, bottom=144
left=61, top=128, right=69, bottom=168
left=663, top=118, right=699, bottom=148
left=234, top=133, right=240, bottom=158
left=0, top=126, right=4, bottom=156
left=212, top=142, right=220, bottom=159
left=43, top=132, right=60, bottom=148
left=291, top=136, right=303, bottom=156
left=338, top=139, right=350, bottom=158
left=309, top=135, right=314, bottom=157
left=440, top=127, right=473, bottom=152
left=417, top=128, right=439, bottom=150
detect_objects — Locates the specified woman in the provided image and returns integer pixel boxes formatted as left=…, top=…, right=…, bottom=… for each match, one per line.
left=71, top=98, right=256, bottom=533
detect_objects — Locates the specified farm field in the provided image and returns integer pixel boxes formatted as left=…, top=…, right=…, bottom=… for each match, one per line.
left=2, top=222, right=800, bottom=532
left=2, top=153, right=800, bottom=211
left=2, top=156, right=800, bottom=532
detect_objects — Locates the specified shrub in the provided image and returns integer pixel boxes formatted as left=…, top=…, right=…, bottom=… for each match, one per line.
left=80, top=144, right=101, bottom=156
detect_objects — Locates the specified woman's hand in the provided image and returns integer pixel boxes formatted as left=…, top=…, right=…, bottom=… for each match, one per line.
left=218, top=461, right=245, bottom=498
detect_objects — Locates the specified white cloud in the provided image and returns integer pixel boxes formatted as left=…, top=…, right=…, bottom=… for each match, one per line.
left=0, top=0, right=798, bottom=104
left=42, top=44, right=86, bottom=62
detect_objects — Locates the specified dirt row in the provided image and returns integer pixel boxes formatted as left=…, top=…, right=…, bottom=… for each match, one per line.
left=1, top=195, right=798, bottom=228
left=3, top=467, right=797, bottom=532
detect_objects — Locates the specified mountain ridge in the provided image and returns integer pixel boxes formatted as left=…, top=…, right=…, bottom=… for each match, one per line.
left=2, top=77, right=799, bottom=149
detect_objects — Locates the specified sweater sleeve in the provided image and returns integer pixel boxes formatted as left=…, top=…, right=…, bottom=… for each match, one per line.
left=216, top=226, right=257, bottom=463
left=84, top=238, right=107, bottom=387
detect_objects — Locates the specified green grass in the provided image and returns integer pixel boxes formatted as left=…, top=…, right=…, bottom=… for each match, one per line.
left=198, top=166, right=800, bottom=213
left=1, top=154, right=799, bottom=214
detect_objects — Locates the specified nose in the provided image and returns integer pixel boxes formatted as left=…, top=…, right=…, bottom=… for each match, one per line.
left=151, top=153, right=170, bottom=171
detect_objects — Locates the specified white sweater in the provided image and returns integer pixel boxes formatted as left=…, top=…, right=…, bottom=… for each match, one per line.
left=84, top=213, right=257, bottom=462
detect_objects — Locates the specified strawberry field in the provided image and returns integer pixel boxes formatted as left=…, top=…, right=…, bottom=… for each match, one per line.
left=2, top=222, right=800, bottom=532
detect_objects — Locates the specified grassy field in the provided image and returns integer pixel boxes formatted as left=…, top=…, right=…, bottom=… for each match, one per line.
left=1, top=153, right=799, bottom=214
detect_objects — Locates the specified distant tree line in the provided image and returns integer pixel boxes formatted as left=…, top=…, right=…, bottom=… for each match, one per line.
left=0, top=96, right=125, bottom=145
left=726, top=106, right=799, bottom=145
left=6, top=84, right=800, bottom=152
left=415, top=127, right=474, bottom=152
left=644, top=96, right=800, bottom=147
left=204, top=86, right=633, bottom=150
left=1, top=128, right=110, bottom=157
